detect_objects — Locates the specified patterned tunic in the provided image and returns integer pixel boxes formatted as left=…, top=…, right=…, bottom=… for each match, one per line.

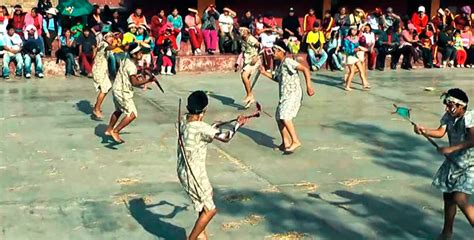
left=432, top=110, right=474, bottom=194
left=274, top=58, right=303, bottom=120
left=177, top=119, right=219, bottom=212
left=112, top=58, right=138, bottom=117
left=92, top=41, right=111, bottom=93
left=241, top=35, right=260, bottom=72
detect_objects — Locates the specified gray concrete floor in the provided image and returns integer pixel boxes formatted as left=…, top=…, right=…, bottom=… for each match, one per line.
left=1, top=68, right=473, bottom=240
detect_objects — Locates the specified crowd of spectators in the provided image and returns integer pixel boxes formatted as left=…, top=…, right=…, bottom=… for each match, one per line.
left=0, top=2, right=473, bottom=79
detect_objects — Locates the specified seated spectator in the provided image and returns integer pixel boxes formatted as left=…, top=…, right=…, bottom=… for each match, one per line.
left=23, top=25, right=44, bottom=79
left=411, top=6, right=428, bottom=34
left=303, top=8, right=317, bottom=34
left=150, top=10, right=167, bottom=39
left=255, top=15, right=265, bottom=35
left=335, top=7, right=350, bottom=37
left=437, top=26, right=456, bottom=68
left=185, top=8, right=203, bottom=55
left=367, top=8, right=383, bottom=35
left=218, top=7, right=237, bottom=54
left=419, top=28, right=434, bottom=68
left=326, top=28, right=344, bottom=71
left=375, top=26, right=400, bottom=70
left=76, top=28, right=97, bottom=77
left=128, top=7, right=147, bottom=26
left=262, top=12, right=283, bottom=35
left=89, top=5, right=103, bottom=36
left=122, top=23, right=137, bottom=50
left=71, top=17, right=84, bottom=39
left=361, top=24, right=376, bottom=70
left=110, top=10, right=126, bottom=34
left=239, top=10, right=254, bottom=35
left=10, top=5, right=26, bottom=36
left=349, top=8, right=366, bottom=29
left=306, top=21, right=327, bottom=71
left=108, top=32, right=125, bottom=78
left=155, top=24, right=178, bottom=75
left=282, top=7, right=301, bottom=41
left=453, top=30, right=467, bottom=67
left=25, top=8, right=43, bottom=36
left=259, top=28, right=277, bottom=71
left=57, top=28, right=77, bottom=77
left=136, top=24, right=153, bottom=69
left=321, top=10, right=334, bottom=39
left=36, top=0, right=52, bottom=16
left=454, top=6, right=471, bottom=31
left=431, top=8, right=446, bottom=32
left=394, top=23, right=419, bottom=70
left=3, top=25, right=24, bottom=79
left=167, top=8, right=183, bottom=51
left=202, top=5, right=219, bottom=55
left=444, top=8, right=455, bottom=28
left=462, top=26, right=473, bottom=68
left=42, top=7, right=60, bottom=56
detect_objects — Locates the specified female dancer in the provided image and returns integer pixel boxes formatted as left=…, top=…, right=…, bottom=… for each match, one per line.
left=343, top=25, right=370, bottom=91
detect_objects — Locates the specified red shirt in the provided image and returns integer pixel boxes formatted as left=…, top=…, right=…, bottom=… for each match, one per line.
left=411, top=13, right=428, bottom=34
left=303, top=14, right=317, bottom=33
left=454, top=15, right=470, bottom=31
left=12, top=14, right=25, bottom=31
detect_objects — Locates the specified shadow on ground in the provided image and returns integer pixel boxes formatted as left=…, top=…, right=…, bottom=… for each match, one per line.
left=94, top=123, right=122, bottom=150
left=127, top=198, right=187, bottom=240
left=322, top=121, right=439, bottom=178
left=75, top=100, right=93, bottom=115
left=238, top=127, right=276, bottom=149
left=208, top=93, right=244, bottom=110
left=308, top=190, right=445, bottom=239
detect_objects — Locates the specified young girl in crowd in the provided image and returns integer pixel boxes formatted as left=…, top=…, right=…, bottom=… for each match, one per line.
left=160, top=38, right=175, bottom=75
left=136, top=24, right=153, bottom=70
left=57, top=28, right=77, bottom=77
left=361, top=24, right=376, bottom=70
left=454, top=30, right=467, bottom=67
left=259, top=28, right=277, bottom=71
left=326, top=28, right=344, bottom=71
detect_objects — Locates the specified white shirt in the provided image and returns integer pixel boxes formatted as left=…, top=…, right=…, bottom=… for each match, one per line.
left=260, top=33, right=277, bottom=48
left=362, top=32, right=376, bottom=46
left=367, top=15, right=380, bottom=30
left=218, top=15, right=234, bottom=33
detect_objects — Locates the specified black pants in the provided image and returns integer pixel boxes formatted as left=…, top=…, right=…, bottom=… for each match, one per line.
left=43, top=31, right=57, bottom=56
left=219, top=31, right=237, bottom=53
left=465, top=46, right=474, bottom=65
left=439, top=46, right=456, bottom=62
left=421, top=47, right=433, bottom=68
left=392, top=45, right=413, bottom=69
left=376, top=47, right=398, bottom=70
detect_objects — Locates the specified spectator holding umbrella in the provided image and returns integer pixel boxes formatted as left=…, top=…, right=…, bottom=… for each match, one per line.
left=167, top=8, right=183, bottom=51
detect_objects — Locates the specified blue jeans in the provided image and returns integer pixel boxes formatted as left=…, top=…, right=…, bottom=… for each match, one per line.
left=307, top=48, right=328, bottom=69
left=3, top=53, right=24, bottom=77
left=64, top=53, right=75, bottom=75
left=332, top=52, right=344, bottom=69
left=108, top=52, right=125, bottom=78
left=24, top=54, right=43, bottom=75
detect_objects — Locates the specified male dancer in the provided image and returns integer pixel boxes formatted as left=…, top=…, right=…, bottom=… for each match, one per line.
left=178, top=91, right=248, bottom=240
left=239, top=27, right=260, bottom=108
left=105, top=43, right=157, bottom=143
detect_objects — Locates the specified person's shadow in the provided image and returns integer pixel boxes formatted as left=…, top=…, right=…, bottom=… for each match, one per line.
left=94, top=123, right=122, bottom=150
left=207, top=93, right=245, bottom=110
left=239, top=127, right=276, bottom=149
left=75, top=100, right=93, bottom=115
left=127, top=198, right=187, bottom=240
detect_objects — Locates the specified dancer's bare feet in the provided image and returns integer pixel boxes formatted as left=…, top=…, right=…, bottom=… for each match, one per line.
left=273, top=143, right=290, bottom=151
left=92, top=109, right=103, bottom=120
left=110, top=130, right=125, bottom=143
left=104, top=129, right=113, bottom=136
left=243, top=95, right=255, bottom=109
left=344, top=87, right=353, bottom=91
left=284, top=142, right=302, bottom=154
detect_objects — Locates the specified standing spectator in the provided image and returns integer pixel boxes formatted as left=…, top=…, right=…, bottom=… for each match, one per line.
left=185, top=8, right=203, bottom=55
left=282, top=7, right=301, bottom=40
left=22, top=25, right=44, bottom=79
left=128, top=7, right=147, bottom=26
left=239, top=10, right=254, bottom=34
left=110, top=10, right=125, bottom=33
left=375, top=26, right=400, bottom=70
left=437, top=26, right=456, bottom=68
left=259, top=28, right=277, bottom=71
left=202, top=5, right=219, bottom=55
left=453, top=30, right=467, bottom=67
left=411, top=6, right=428, bottom=34
left=0, top=6, right=10, bottom=35
left=36, top=0, right=52, bottom=16
left=89, top=5, right=103, bottom=36
left=10, top=5, right=26, bottom=37
left=395, top=23, right=419, bottom=70
left=306, top=22, right=327, bottom=71
left=326, top=28, right=344, bottom=71
left=322, top=10, right=335, bottom=38
left=303, top=8, right=317, bottom=34
left=382, top=7, right=401, bottom=31
left=335, top=7, right=350, bottom=37
left=361, top=24, right=376, bottom=70
left=3, top=25, right=24, bottom=79
left=24, top=8, right=43, bottom=36
left=454, top=6, right=471, bottom=31
left=167, top=8, right=183, bottom=51
left=367, top=8, right=383, bottom=35
left=42, top=8, right=60, bottom=56
left=77, top=28, right=97, bottom=77
left=150, top=10, right=166, bottom=39
left=57, top=28, right=76, bottom=77
left=218, top=8, right=237, bottom=54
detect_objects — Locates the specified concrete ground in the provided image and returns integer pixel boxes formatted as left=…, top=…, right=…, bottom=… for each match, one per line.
left=0, top=68, right=473, bottom=240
